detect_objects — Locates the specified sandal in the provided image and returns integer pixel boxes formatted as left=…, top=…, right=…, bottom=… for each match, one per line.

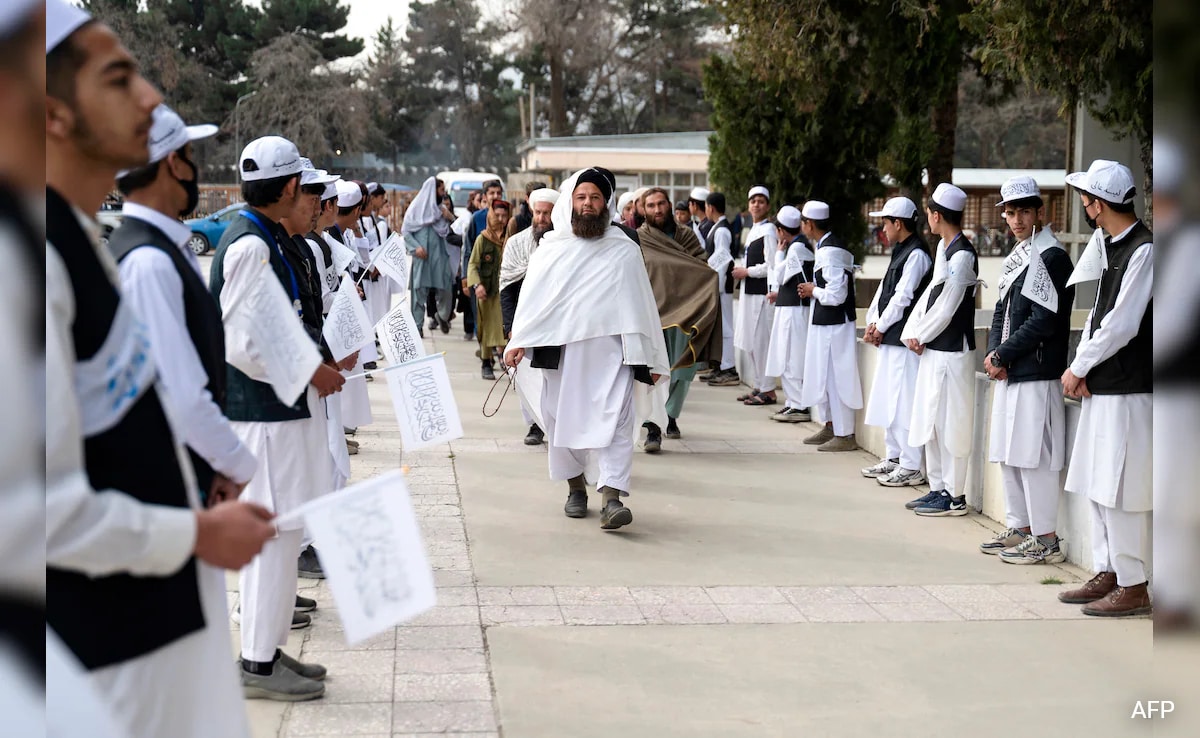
left=737, top=389, right=761, bottom=402
left=743, top=392, right=777, bottom=406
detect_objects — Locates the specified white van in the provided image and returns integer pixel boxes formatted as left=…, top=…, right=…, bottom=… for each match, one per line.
left=436, top=169, right=502, bottom=219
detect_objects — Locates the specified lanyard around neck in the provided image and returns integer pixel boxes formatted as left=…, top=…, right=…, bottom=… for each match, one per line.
left=240, top=210, right=302, bottom=315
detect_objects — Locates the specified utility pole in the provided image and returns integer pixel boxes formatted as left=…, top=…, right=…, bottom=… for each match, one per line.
left=234, top=90, right=259, bottom=158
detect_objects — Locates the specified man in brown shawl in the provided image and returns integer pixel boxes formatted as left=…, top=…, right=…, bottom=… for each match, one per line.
left=637, top=187, right=723, bottom=450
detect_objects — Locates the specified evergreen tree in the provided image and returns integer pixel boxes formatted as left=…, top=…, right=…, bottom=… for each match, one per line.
left=255, top=0, right=364, bottom=63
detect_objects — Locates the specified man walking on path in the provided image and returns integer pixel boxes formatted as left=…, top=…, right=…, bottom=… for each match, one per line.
left=469, top=199, right=512, bottom=380
left=405, top=176, right=455, bottom=334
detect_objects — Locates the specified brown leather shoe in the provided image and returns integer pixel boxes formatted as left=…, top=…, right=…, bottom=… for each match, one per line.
left=1057, top=571, right=1117, bottom=604
left=1081, top=582, right=1152, bottom=618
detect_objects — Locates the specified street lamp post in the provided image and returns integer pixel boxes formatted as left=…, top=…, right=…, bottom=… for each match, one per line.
left=234, top=90, right=258, bottom=157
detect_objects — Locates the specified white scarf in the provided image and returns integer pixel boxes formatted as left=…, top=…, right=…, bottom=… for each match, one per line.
left=1067, top=227, right=1108, bottom=286
left=402, top=176, right=450, bottom=238
left=781, top=239, right=815, bottom=283
left=997, top=226, right=1061, bottom=312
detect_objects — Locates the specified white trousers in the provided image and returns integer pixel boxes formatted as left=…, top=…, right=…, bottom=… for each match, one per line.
left=1001, top=464, right=1060, bottom=535
left=814, top=394, right=856, bottom=437
left=925, top=424, right=967, bottom=497
left=719, top=292, right=735, bottom=370
left=868, top=344, right=922, bottom=470
left=781, top=369, right=804, bottom=411
left=886, top=423, right=923, bottom=472
left=1091, top=502, right=1151, bottom=586
left=240, top=528, right=303, bottom=662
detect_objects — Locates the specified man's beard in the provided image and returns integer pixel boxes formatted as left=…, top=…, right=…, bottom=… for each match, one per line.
left=647, top=211, right=672, bottom=231
left=571, top=210, right=608, bottom=238
left=532, top=224, right=551, bottom=244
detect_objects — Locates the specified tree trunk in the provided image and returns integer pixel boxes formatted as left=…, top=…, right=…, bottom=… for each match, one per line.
left=928, top=75, right=959, bottom=196
left=549, top=49, right=568, bottom=137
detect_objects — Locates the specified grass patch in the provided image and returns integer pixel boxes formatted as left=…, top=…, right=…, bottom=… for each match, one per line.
left=1040, top=577, right=1063, bottom=585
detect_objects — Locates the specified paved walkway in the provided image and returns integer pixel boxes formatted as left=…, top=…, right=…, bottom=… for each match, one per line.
left=233, top=328, right=1151, bottom=738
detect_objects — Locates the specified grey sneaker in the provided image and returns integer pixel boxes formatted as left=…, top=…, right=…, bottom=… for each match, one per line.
left=817, top=434, right=858, bottom=452
left=877, top=467, right=927, bottom=487
left=861, top=458, right=898, bottom=478
left=979, top=527, right=1026, bottom=555
left=1000, top=535, right=1066, bottom=565
left=278, top=650, right=326, bottom=681
left=804, top=425, right=835, bottom=445
left=242, top=661, right=325, bottom=701
left=771, top=407, right=811, bottom=423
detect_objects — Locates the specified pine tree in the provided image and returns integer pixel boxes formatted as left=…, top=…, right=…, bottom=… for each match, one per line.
left=255, top=0, right=364, bottom=64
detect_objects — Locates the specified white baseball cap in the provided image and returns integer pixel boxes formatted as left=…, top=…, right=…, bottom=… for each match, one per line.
left=801, top=200, right=830, bottom=220
left=931, top=183, right=967, bottom=212
left=46, top=0, right=91, bottom=54
left=239, top=135, right=303, bottom=182
left=116, top=104, right=218, bottom=179
left=774, top=205, right=801, bottom=229
left=321, top=182, right=339, bottom=201
left=748, top=185, right=770, bottom=201
left=868, top=196, right=918, bottom=219
left=335, top=179, right=363, bottom=208
left=689, top=187, right=710, bottom=202
left=995, top=175, right=1042, bottom=206
left=298, top=157, right=339, bottom=187
left=1065, top=159, right=1136, bottom=205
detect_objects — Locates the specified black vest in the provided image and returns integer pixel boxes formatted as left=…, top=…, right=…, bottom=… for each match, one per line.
left=209, top=208, right=312, bottom=422
left=925, top=234, right=978, bottom=352
left=775, top=237, right=814, bottom=308
left=286, top=232, right=325, bottom=336
left=46, top=187, right=204, bottom=670
left=743, top=230, right=769, bottom=295
left=705, top=219, right=735, bottom=294
left=1086, top=221, right=1153, bottom=395
left=109, top=216, right=227, bottom=498
left=811, top=233, right=856, bottom=325
left=876, top=234, right=932, bottom=346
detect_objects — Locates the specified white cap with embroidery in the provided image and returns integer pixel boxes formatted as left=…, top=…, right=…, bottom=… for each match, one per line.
left=239, top=136, right=303, bottom=182
left=1065, top=159, right=1136, bottom=205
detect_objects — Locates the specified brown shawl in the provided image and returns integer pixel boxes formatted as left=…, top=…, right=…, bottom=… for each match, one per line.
left=636, top=221, right=723, bottom=369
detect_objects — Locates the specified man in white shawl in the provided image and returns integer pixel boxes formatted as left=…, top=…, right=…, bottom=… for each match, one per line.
left=404, top=176, right=454, bottom=333
left=499, top=187, right=559, bottom=446
left=1056, top=160, right=1153, bottom=617
left=796, top=201, right=862, bottom=452
left=980, top=177, right=1074, bottom=565
left=505, top=167, right=669, bottom=530
left=901, top=184, right=977, bottom=517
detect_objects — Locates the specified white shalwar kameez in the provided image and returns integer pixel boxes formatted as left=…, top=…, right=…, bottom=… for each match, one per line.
left=707, top=216, right=735, bottom=371
left=508, top=170, right=669, bottom=494
left=1064, top=233, right=1153, bottom=586
left=986, top=230, right=1068, bottom=535
left=218, top=233, right=333, bottom=664
left=799, top=235, right=862, bottom=436
left=46, top=229, right=250, bottom=738
left=305, top=234, right=353, bottom=490
left=735, top=220, right=778, bottom=392
left=765, top=239, right=814, bottom=410
left=864, top=248, right=932, bottom=471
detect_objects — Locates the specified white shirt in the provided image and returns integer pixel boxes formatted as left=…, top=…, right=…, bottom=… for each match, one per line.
left=117, top=203, right=257, bottom=485
left=1071, top=227, right=1153, bottom=377
left=909, top=238, right=976, bottom=347
left=811, top=233, right=847, bottom=306
left=707, top=216, right=733, bottom=291
left=867, top=249, right=933, bottom=333
left=744, top=220, right=779, bottom=289
left=46, top=212, right=197, bottom=578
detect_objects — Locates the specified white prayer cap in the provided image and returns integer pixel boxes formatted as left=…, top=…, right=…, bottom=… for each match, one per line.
left=321, top=181, right=339, bottom=201
left=747, top=185, right=770, bottom=201
left=774, top=205, right=801, bottom=229
left=366, top=181, right=379, bottom=191
left=801, top=200, right=830, bottom=220
left=528, top=187, right=559, bottom=206
left=47, top=0, right=92, bottom=54
left=930, top=182, right=967, bottom=212
left=689, top=187, right=710, bottom=203
left=1065, top=159, right=1136, bottom=205
left=115, top=104, right=218, bottom=179
left=298, top=157, right=339, bottom=187
left=995, top=176, right=1042, bottom=206
left=617, top=191, right=636, bottom=213
left=240, top=136, right=303, bottom=182
left=335, top=179, right=363, bottom=207
left=868, top=196, right=918, bottom=219
left=1, top=0, right=38, bottom=38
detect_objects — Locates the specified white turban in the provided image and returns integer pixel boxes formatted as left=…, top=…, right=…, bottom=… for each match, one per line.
left=617, top=191, right=635, bottom=213
left=529, top=188, right=559, bottom=206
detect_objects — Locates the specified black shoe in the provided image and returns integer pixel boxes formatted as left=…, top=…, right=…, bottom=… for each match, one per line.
left=600, top=498, right=633, bottom=530
left=295, top=594, right=316, bottom=613
left=643, top=423, right=662, bottom=454
left=362, top=361, right=378, bottom=371
left=298, top=546, right=324, bottom=579
left=418, top=326, right=425, bottom=338
left=291, top=611, right=312, bottom=630
left=664, top=418, right=681, bottom=439
left=437, top=315, right=451, bottom=334
left=564, top=489, right=588, bottom=518
left=524, top=424, right=545, bottom=445
left=481, top=362, right=495, bottom=380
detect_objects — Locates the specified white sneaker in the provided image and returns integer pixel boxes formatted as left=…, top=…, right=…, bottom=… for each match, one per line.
left=860, top=458, right=897, bottom=478
left=1000, top=535, right=1067, bottom=565
left=877, top=467, right=926, bottom=487
left=980, top=527, right=1026, bottom=555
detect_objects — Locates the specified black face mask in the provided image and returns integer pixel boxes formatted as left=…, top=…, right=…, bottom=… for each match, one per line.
left=175, top=152, right=200, bottom=218
left=1084, top=211, right=1098, bottom=230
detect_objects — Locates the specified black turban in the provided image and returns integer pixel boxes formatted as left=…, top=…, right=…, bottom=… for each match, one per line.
left=574, top=167, right=615, bottom=202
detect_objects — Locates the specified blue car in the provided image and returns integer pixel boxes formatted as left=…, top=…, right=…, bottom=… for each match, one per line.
left=184, top=203, right=245, bottom=255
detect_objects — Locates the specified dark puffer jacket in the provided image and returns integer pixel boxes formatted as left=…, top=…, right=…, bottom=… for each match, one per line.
left=986, top=245, right=1075, bottom=383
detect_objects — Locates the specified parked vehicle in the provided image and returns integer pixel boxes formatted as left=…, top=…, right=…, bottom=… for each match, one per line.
left=184, top=202, right=244, bottom=255
left=436, top=169, right=501, bottom=219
